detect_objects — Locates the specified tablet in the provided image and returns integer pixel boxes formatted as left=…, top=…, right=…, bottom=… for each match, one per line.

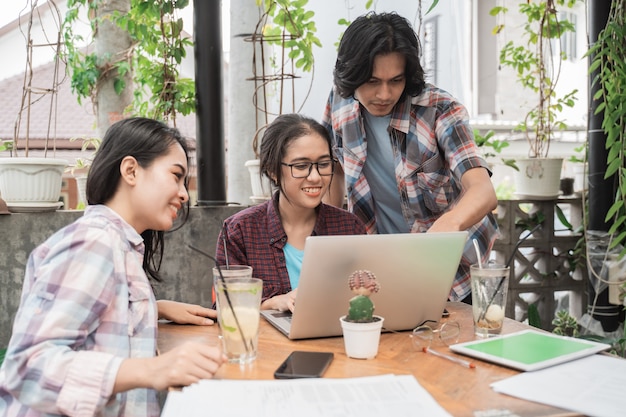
left=449, top=330, right=611, bottom=371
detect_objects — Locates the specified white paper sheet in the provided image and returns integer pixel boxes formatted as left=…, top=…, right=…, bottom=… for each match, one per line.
left=162, top=374, right=452, bottom=417
left=491, top=354, right=626, bottom=417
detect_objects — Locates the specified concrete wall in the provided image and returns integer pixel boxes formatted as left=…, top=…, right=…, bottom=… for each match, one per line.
left=0, top=206, right=244, bottom=347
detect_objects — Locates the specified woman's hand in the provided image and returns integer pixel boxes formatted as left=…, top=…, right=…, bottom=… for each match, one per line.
left=261, top=289, right=297, bottom=313
left=114, top=342, right=227, bottom=393
left=150, top=342, right=226, bottom=390
left=157, top=300, right=217, bottom=325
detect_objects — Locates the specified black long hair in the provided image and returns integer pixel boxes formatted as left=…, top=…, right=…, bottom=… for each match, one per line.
left=87, top=117, right=190, bottom=283
left=259, top=113, right=333, bottom=202
left=334, top=12, right=426, bottom=99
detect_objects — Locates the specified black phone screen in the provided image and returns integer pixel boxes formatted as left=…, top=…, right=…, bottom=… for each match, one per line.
left=274, top=351, right=334, bottom=379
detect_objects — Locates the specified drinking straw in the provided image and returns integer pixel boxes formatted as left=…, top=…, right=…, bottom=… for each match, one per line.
left=478, top=223, right=543, bottom=322
left=187, top=244, right=252, bottom=354
left=472, top=239, right=483, bottom=269
left=222, top=222, right=230, bottom=269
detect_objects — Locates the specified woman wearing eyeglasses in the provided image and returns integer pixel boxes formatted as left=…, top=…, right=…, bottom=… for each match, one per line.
left=216, top=114, right=366, bottom=312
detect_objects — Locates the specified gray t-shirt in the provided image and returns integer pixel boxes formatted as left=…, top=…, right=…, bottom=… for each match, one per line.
left=362, top=110, right=410, bottom=233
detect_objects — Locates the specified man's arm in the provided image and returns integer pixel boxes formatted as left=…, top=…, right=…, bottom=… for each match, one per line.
left=428, top=167, right=497, bottom=232
left=324, top=163, right=346, bottom=208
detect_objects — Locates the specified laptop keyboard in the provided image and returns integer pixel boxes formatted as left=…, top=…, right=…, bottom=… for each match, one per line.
left=272, top=311, right=292, bottom=322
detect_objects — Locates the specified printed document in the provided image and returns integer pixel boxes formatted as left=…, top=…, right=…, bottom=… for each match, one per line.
left=162, top=374, right=452, bottom=417
left=491, top=354, right=626, bottom=417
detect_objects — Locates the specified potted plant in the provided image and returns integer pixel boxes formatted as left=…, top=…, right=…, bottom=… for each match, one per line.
left=0, top=2, right=68, bottom=212
left=491, top=1, right=578, bottom=198
left=339, top=270, right=384, bottom=359
left=473, top=128, right=519, bottom=172
left=67, top=136, right=101, bottom=209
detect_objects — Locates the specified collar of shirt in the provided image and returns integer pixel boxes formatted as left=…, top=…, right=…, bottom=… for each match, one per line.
left=85, top=204, right=145, bottom=254
left=266, top=192, right=288, bottom=248
left=267, top=191, right=330, bottom=244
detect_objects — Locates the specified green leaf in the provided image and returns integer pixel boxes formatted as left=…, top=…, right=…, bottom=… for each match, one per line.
left=113, top=78, right=126, bottom=96
left=425, top=0, right=439, bottom=15
left=606, top=201, right=625, bottom=222
left=606, top=158, right=621, bottom=178
left=609, top=231, right=626, bottom=251
left=489, top=6, right=508, bottom=16
left=527, top=304, right=542, bottom=328
left=555, top=205, right=573, bottom=231
left=589, top=59, right=602, bottom=73
left=608, top=217, right=626, bottom=235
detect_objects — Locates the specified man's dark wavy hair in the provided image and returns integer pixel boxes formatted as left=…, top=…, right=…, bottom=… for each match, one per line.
left=333, top=12, right=426, bottom=99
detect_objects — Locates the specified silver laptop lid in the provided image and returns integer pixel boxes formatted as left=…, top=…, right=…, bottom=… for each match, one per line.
left=264, top=231, right=468, bottom=340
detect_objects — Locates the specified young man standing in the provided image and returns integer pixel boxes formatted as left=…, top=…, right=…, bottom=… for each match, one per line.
left=322, top=12, right=498, bottom=303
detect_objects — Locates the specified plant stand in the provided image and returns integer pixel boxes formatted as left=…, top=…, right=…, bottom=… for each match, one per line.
left=493, top=196, right=586, bottom=331
left=339, top=315, right=384, bottom=359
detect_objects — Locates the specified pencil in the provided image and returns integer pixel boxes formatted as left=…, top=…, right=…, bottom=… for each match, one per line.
left=422, top=347, right=476, bottom=369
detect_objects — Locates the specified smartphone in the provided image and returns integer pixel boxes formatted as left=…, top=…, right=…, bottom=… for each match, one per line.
left=274, top=351, right=334, bottom=379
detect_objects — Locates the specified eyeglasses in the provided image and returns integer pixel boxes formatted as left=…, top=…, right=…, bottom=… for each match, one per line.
left=281, top=159, right=336, bottom=178
left=410, top=320, right=461, bottom=350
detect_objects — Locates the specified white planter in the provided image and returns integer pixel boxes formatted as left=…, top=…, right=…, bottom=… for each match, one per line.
left=514, top=158, right=563, bottom=199
left=572, top=163, right=588, bottom=193
left=75, top=175, right=88, bottom=208
left=339, top=315, right=384, bottom=359
left=0, top=157, right=67, bottom=212
left=244, top=159, right=273, bottom=200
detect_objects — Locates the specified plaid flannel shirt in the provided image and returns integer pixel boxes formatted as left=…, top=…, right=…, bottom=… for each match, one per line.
left=216, top=192, right=366, bottom=301
left=322, top=84, right=499, bottom=301
left=0, top=205, right=160, bottom=417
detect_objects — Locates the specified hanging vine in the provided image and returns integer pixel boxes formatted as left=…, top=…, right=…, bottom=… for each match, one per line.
left=491, top=0, right=578, bottom=158
left=63, top=0, right=194, bottom=124
left=587, top=0, right=626, bottom=255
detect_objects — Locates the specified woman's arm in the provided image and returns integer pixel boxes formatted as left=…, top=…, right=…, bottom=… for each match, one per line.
left=113, top=342, right=226, bottom=393
left=157, top=300, right=216, bottom=325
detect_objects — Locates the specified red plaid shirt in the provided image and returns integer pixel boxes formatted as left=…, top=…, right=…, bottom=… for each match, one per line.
left=216, top=192, right=366, bottom=301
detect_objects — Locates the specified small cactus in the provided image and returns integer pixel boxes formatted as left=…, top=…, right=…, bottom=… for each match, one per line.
left=346, top=270, right=380, bottom=322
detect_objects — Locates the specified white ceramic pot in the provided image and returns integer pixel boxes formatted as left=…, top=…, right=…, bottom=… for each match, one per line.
left=339, top=315, right=384, bottom=359
left=244, top=159, right=273, bottom=201
left=0, top=157, right=67, bottom=212
left=513, top=158, right=563, bottom=199
left=75, top=174, right=88, bottom=208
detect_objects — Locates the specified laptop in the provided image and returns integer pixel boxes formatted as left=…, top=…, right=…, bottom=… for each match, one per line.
left=260, top=231, right=469, bottom=339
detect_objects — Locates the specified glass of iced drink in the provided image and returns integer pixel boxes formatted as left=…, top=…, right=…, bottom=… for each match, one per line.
left=214, top=276, right=262, bottom=364
left=470, top=264, right=510, bottom=338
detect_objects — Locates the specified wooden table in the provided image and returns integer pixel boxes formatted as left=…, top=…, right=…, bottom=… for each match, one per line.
left=158, top=302, right=581, bottom=417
